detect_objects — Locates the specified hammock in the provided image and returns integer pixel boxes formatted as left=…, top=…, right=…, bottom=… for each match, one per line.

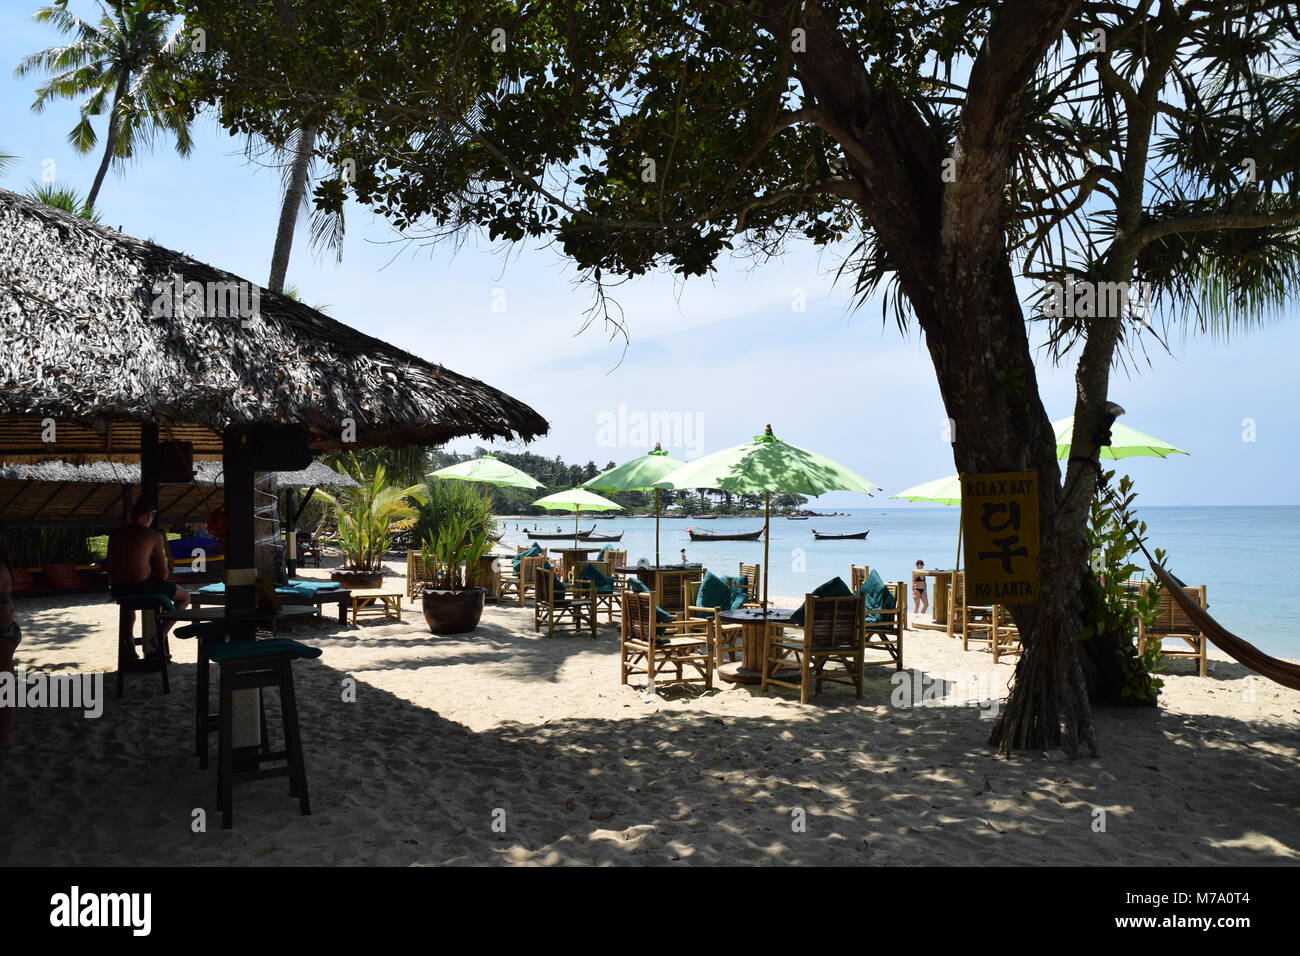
left=1100, top=482, right=1300, bottom=690
left=1146, top=561, right=1300, bottom=691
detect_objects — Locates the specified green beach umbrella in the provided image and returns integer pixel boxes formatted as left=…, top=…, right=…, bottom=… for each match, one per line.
left=429, top=452, right=542, bottom=523
left=655, top=425, right=880, bottom=608
left=1052, top=416, right=1188, bottom=459
left=582, top=442, right=686, bottom=565
left=533, top=488, right=623, bottom=547
left=892, top=475, right=962, bottom=507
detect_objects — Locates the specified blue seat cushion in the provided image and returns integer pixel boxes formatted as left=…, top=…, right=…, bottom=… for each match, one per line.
left=206, top=638, right=322, bottom=664
left=790, top=576, right=853, bottom=626
left=858, top=569, right=897, bottom=623
left=116, top=593, right=176, bottom=612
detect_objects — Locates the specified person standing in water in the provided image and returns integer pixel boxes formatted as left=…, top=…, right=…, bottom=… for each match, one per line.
left=912, top=560, right=929, bottom=615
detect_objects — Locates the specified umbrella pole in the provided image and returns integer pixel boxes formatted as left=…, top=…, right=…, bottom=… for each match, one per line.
left=954, top=519, right=963, bottom=571
left=654, top=487, right=661, bottom=566
left=574, top=507, right=580, bottom=548
left=762, top=491, right=771, bottom=611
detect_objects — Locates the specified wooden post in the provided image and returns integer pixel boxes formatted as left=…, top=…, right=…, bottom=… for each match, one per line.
left=222, top=426, right=256, bottom=642
left=139, top=423, right=160, bottom=508
left=284, top=488, right=297, bottom=577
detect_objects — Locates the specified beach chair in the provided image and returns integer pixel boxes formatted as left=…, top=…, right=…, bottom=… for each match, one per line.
left=511, top=555, right=548, bottom=607
left=620, top=590, right=714, bottom=691
left=738, top=563, right=762, bottom=606
left=860, top=580, right=906, bottom=670
left=1138, top=583, right=1209, bottom=676
left=947, top=572, right=973, bottom=638
left=762, top=592, right=866, bottom=703
left=533, top=567, right=597, bottom=637
left=680, top=576, right=745, bottom=665
left=962, top=599, right=1011, bottom=660
left=406, top=549, right=435, bottom=599
left=572, top=559, right=620, bottom=624
left=849, top=565, right=872, bottom=592
left=655, top=568, right=704, bottom=620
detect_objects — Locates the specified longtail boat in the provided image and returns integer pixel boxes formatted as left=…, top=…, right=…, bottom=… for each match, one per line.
left=811, top=529, right=870, bottom=540
left=687, top=527, right=763, bottom=541
left=526, top=526, right=597, bottom=540
left=579, top=531, right=624, bottom=542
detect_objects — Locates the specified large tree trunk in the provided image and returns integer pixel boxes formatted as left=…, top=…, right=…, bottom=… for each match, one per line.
left=918, top=261, right=1099, bottom=756
left=268, top=125, right=317, bottom=294
left=86, top=70, right=130, bottom=211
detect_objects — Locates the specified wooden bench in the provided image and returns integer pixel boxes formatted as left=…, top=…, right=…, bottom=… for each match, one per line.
left=349, top=590, right=403, bottom=625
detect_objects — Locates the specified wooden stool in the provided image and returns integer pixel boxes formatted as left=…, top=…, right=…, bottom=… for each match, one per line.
left=173, top=620, right=270, bottom=770
left=114, top=594, right=176, bottom=698
left=206, top=639, right=321, bottom=829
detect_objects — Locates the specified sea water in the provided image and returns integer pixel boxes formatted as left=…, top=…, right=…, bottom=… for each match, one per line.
left=499, top=505, right=1300, bottom=659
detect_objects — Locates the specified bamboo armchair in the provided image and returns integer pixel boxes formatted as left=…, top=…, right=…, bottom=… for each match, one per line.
left=497, top=546, right=534, bottom=604
left=762, top=593, right=866, bottom=703
left=620, top=590, right=714, bottom=691
left=508, top=555, right=548, bottom=606
left=571, top=559, right=620, bottom=624
left=655, top=568, right=704, bottom=620
left=1138, top=583, right=1209, bottom=677
left=858, top=580, right=906, bottom=670
left=962, top=602, right=1020, bottom=663
left=406, top=549, right=434, bottom=599
left=534, top=567, right=597, bottom=638
left=849, top=565, right=872, bottom=592
left=738, top=563, right=762, bottom=606
left=680, top=578, right=745, bottom=665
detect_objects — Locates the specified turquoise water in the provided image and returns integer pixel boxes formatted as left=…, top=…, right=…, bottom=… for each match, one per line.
left=499, top=506, right=1300, bottom=659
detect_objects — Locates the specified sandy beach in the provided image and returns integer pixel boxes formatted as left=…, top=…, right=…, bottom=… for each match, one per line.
left=2, top=551, right=1296, bottom=867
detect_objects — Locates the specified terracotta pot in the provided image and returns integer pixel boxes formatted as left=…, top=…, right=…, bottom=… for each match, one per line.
left=422, top=587, right=487, bottom=635
left=331, top=569, right=384, bottom=589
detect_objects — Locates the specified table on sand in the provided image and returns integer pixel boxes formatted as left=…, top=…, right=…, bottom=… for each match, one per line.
left=614, top=564, right=706, bottom=590
left=349, top=590, right=403, bottom=625
left=717, top=607, right=797, bottom=685
left=192, top=587, right=351, bottom=624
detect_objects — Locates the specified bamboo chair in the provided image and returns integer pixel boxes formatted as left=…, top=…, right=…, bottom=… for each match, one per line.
left=849, top=565, right=871, bottom=592
left=963, top=600, right=1020, bottom=662
left=571, top=560, right=620, bottom=624
left=762, top=593, right=866, bottom=703
left=990, top=606, right=1021, bottom=664
left=1138, top=583, right=1209, bottom=677
left=862, top=580, right=906, bottom=670
left=655, top=568, right=704, bottom=620
left=947, top=572, right=973, bottom=638
left=680, top=578, right=745, bottom=665
left=738, top=563, right=762, bottom=607
left=620, top=590, right=714, bottom=691
left=497, top=546, right=531, bottom=603
left=533, top=568, right=597, bottom=638
left=406, top=550, right=435, bottom=599
left=510, top=555, right=548, bottom=607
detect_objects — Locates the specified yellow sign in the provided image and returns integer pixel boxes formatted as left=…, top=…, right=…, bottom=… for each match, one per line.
left=960, top=471, right=1040, bottom=605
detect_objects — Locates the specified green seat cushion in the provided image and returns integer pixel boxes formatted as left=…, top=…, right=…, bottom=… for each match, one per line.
left=512, top=543, right=544, bottom=570
left=626, top=577, right=650, bottom=593
left=578, top=562, right=615, bottom=594
left=858, top=569, right=897, bottom=623
left=694, top=571, right=735, bottom=610
left=206, top=638, right=322, bottom=664
left=116, top=593, right=176, bottom=612
left=790, top=576, right=853, bottom=626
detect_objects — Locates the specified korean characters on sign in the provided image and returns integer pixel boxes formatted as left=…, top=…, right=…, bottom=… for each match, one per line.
left=960, top=472, right=1040, bottom=605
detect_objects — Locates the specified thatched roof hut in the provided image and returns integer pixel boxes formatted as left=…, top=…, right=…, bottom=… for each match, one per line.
left=0, top=188, right=548, bottom=462
left=0, top=459, right=358, bottom=526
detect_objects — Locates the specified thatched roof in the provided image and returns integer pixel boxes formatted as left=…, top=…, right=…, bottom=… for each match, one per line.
left=0, top=459, right=357, bottom=526
left=0, top=188, right=548, bottom=462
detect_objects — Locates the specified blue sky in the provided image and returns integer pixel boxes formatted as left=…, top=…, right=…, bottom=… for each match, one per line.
left=2, top=5, right=1297, bottom=506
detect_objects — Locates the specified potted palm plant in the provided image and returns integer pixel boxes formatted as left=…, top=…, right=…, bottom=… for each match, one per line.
left=314, top=456, right=428, bottom=590
left=416, top=482, right=495, bottom=634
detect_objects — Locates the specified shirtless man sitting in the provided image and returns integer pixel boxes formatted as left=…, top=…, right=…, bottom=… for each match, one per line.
left=108, top=498, right=189, bottom=653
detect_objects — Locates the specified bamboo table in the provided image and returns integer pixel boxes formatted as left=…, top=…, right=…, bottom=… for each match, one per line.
left=349, top=591, right=403, bottom=625
left=717, top=607, right=797, bottom=685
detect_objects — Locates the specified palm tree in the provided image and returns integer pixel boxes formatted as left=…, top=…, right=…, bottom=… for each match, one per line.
left=0, top=149, right=15, bottom=178
left=312, top=455, right=429, bottom=574
left=16, top=1, right=195, bottom=209
left=23, top=181, right=101, bottom=222
left=267, top=126, right=319, bottom=294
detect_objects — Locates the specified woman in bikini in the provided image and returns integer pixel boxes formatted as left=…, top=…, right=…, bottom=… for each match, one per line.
left=0, top=539, right=19, bottom=746
left=912, top=560, right=929, bottom=615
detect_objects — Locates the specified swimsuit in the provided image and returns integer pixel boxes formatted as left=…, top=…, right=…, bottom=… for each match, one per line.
left=110, top=576, right=178, bottom=601
left=913, top=575, right=926, bottom=595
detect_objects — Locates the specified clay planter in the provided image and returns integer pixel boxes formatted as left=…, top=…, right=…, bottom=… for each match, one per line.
left=331, top=569, right=384, bottom=589
left=421, top=587, right=487, bottom=635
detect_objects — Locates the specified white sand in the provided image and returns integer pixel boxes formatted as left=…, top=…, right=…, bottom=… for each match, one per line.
left=1, top=555, right=1297, bottom=866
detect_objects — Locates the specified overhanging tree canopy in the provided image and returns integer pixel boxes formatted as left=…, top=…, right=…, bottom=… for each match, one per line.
left=170, top=0, right=1300, bottom=755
